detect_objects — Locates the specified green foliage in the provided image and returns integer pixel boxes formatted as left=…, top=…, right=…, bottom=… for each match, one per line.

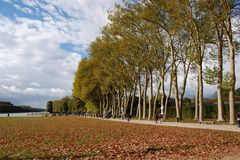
left=182, top=106, right=194, bottom=119
left=85, top=101, right=98, bottom=113
left=46, top=101, right=53, bottom=113
left=222, top=72, right=231, bottom=90
left=204, top=66, right=218, bottom=85
left=50, top=97, right=85, bottom=113
left=0, top=102, right=44, bottom=113
left=70, top=0, right=239, bottom=120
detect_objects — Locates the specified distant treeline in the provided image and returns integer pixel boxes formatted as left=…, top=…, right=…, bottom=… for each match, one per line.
left=0, top=101, right=44, bottom=113
left=46, top=96, right=86, bottom=113
left=47, top=93, right=240, bottom=120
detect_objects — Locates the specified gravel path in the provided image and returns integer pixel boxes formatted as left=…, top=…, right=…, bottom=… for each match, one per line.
left=102, top=118, right=240, bottom=132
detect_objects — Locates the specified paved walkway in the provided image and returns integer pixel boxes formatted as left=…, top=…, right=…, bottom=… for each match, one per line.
left=101, top=118, right=240, bottom=132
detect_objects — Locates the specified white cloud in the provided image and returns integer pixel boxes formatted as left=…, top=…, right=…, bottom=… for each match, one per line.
left=0, top=0, right=119, bottom=108
left=0, top=85, right=69, bottom=97
left=1, top=85, right=20, bottom=93
left=1, top=0, right=237, bottom=108
left=30, top=82, right=40, bottom=87
left=21, top=0, right=38, bottom=7
left=13, top=4, right=33, bottom=14
left=2, top=0, right=12, bottom=4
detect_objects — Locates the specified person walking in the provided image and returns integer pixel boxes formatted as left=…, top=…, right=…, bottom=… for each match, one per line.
left=155, top=113, right=159, bottom=124
left=127, top=114, right=131, bottom=122
left=159, top=113, right=163, bottom=124
left=120, top=112, right=123, bottom=120
left=237, top=112, right=240, bottom=128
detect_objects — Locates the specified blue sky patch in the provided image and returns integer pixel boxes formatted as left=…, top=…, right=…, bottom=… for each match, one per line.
left=60, top=43, right=89, bottom=58
left=0, top=0, right=43, bottom=21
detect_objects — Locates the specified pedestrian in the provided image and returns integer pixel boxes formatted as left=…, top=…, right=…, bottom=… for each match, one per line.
left=159, top=113, right=163, bottom=124
left=237, top=112, right=240, bottom=128
left=155, top=113, right=159, bottom=124
left=127, top=114, right=131, bottom=122
left=121, top=112, right=124, bottom=120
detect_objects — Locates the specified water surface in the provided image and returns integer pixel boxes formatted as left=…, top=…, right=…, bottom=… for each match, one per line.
left=0, top=112, right=47, bottom=117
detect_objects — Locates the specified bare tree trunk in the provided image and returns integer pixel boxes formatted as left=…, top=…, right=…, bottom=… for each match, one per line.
left=99, top=100, right=102, bottom=116
left=130, top=82, right=137, bottom=116
left=198, top=62, right=204, bottom=122
left=123, top=89, right=127, bottom=115
left=160, top=71, right=165, bottom=116
left=170, top=41, right=180, bottom=122
left=164, top=69, right=173, bottom=120
left=102, top=95, right=106, bottom=116
left=216, top=28, right=224, bottom=122
left=125, top=86, right=133, bottom=116
left=194, top=81, right=199, bottom=120
left=229, top=90, right=235, bottom=124
left=227, top=31, right=236, bottom=124
left=106, top=94, right=109, bottom=112
left=117, top=90, right=121, bottom=116
left=222, top=0, right=236, bottom=125
left=112, top=93, right=116, bottom=118
left=179, top=61, right=191, bottom=121
left=173, top=64, right=180, bottom=122
left=143, top=71, right=148, bottom=119
left=102, top=96, right=105, bottom=115
left=137, top=76, right=142, bottom=119
left=120, top=96, right=124, bottom=115
left=153, top=79, right=161, bottom=118
left=148, top=71, right=153, bottom=120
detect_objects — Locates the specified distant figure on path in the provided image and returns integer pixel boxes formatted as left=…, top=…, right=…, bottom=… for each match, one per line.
left=155, top=113, right=159, bottom=123
left=7, top=113, right=10, bottom=117
left=159, top=113, right=163, bottom=124
left=237, top=112, right=240, bottom=128
left=127, top=114, right=131, bottom=122
left=120, top=112, right=124, bottom=120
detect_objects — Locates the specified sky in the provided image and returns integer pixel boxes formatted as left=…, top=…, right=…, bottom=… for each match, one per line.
left=0, top=0, right=120, bottom=108
left=0, top=0, right=239, bottom=109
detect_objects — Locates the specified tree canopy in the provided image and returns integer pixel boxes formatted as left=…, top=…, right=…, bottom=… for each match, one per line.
left=72, top=0, right=239, bottom=123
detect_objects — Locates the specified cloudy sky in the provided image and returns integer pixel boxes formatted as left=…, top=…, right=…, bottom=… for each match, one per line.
left=0, top=0, right=239, bottom=109
left=0, top=0, right=120, bottom=108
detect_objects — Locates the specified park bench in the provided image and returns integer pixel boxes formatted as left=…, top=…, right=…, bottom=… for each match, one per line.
left=198, top=121, right=216, bottom=125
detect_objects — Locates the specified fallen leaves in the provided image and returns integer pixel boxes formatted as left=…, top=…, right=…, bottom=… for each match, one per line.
left=0, top=117, right=240, bottom=159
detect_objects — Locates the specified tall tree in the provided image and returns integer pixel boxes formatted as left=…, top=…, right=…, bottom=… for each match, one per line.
left=221, top=0, right=237, bottom=124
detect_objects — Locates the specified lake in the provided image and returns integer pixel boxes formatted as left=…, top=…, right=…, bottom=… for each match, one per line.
left=0, top=112, right=48, bottom=117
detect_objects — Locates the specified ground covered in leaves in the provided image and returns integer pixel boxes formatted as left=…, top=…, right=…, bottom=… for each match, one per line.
left=0, top=116, right=240, bottom=159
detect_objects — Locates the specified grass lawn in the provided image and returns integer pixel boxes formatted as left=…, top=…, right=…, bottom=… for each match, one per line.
left=0, top=116, right=240, bottom=159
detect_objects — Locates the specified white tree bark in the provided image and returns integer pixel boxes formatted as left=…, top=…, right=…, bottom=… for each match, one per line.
left=227, top=33, right=236, bottom=124
left=198, top=62, right=204, bottom=122
left=142, top=71, right=148, bottom=119
left=194, top=81, right=199, bottom=121
left=216, top=29, right=225, bottom=122
left=130, top=82, right=136, bottom=116
left=153, top=79, right=161, bottom=118
left=148, top=71, right=153, bottom=120
left=137, top=75, right=142, bottom=119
